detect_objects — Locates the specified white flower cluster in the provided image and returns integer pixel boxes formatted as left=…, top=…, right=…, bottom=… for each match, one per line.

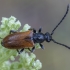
left=0, top=16, right=42, bottom=70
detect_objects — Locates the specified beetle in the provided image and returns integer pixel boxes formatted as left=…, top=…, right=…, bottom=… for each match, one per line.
left=1, top=4, right=70, bottom=54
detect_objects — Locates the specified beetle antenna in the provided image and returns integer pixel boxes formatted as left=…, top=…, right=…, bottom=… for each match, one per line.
left=51, top=39, right=70, bottom=49
left=51, top=4, right=69, bottom=35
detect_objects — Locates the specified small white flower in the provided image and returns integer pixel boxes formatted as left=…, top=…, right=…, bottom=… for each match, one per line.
left=10, top=56, right=15, bottom=61
left=15, top=20, right=21, bottom=25
left=33, top=60, right=42, bottom=69
left=22, top=24, right=31, bottom=32
left=0, top=24, right=5, bottom=28
left=2, top=61, right=11, bottom=68
left=9, top=16, right=16, bottom=22
left=1, top=17, right=8, bottom=25
left=30, top=53, right=36, bottom=59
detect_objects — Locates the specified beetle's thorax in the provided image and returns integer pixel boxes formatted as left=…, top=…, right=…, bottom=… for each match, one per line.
left=33, top=33, right=45, bottom=43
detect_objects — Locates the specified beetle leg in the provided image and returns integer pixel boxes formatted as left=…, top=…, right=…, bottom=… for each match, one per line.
left=29, top=28, right=36, bottom=33
left=19, top=48, right=24, bottom=53
left=28, top=48, right=32, bottom=52
left=28, top=47, right=35, bottom=52
left=33, top=29, right=36, bottom=33
left=31, top=47, right=35, bottom=52
left=38, top=27, right=42, bottom=33
left=39, top=43, right=44, bottom=49
left=10, top=30, right=17, bottom=34
left=17, top=48, right=24, bottom=54
left=16, top=49, right=20, bottom=54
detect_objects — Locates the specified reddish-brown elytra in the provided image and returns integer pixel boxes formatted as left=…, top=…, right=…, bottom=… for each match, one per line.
left=1, top=4, right=70, bottom=54
left=1, top=30, right=35, bottom=54
left=2, top=30, right=34, bottom=49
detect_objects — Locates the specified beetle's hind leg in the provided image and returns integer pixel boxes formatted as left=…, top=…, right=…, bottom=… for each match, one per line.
left=10, top=30, right=17, bottom=34
left=17, top=48, right=24, bottom=54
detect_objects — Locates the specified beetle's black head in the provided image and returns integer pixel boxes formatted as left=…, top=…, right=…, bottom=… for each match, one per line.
left=44, top=32, right=52, bottom=42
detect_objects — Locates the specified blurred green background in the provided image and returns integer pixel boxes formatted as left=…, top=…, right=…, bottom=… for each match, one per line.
left=0, top=0, right=70, bottom=70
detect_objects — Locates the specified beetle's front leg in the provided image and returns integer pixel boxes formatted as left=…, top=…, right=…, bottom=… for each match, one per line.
left=10, top=30, right=17, bottom=34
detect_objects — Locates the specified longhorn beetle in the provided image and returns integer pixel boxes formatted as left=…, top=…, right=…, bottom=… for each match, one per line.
left=1, top=4, right=70, bottom=54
